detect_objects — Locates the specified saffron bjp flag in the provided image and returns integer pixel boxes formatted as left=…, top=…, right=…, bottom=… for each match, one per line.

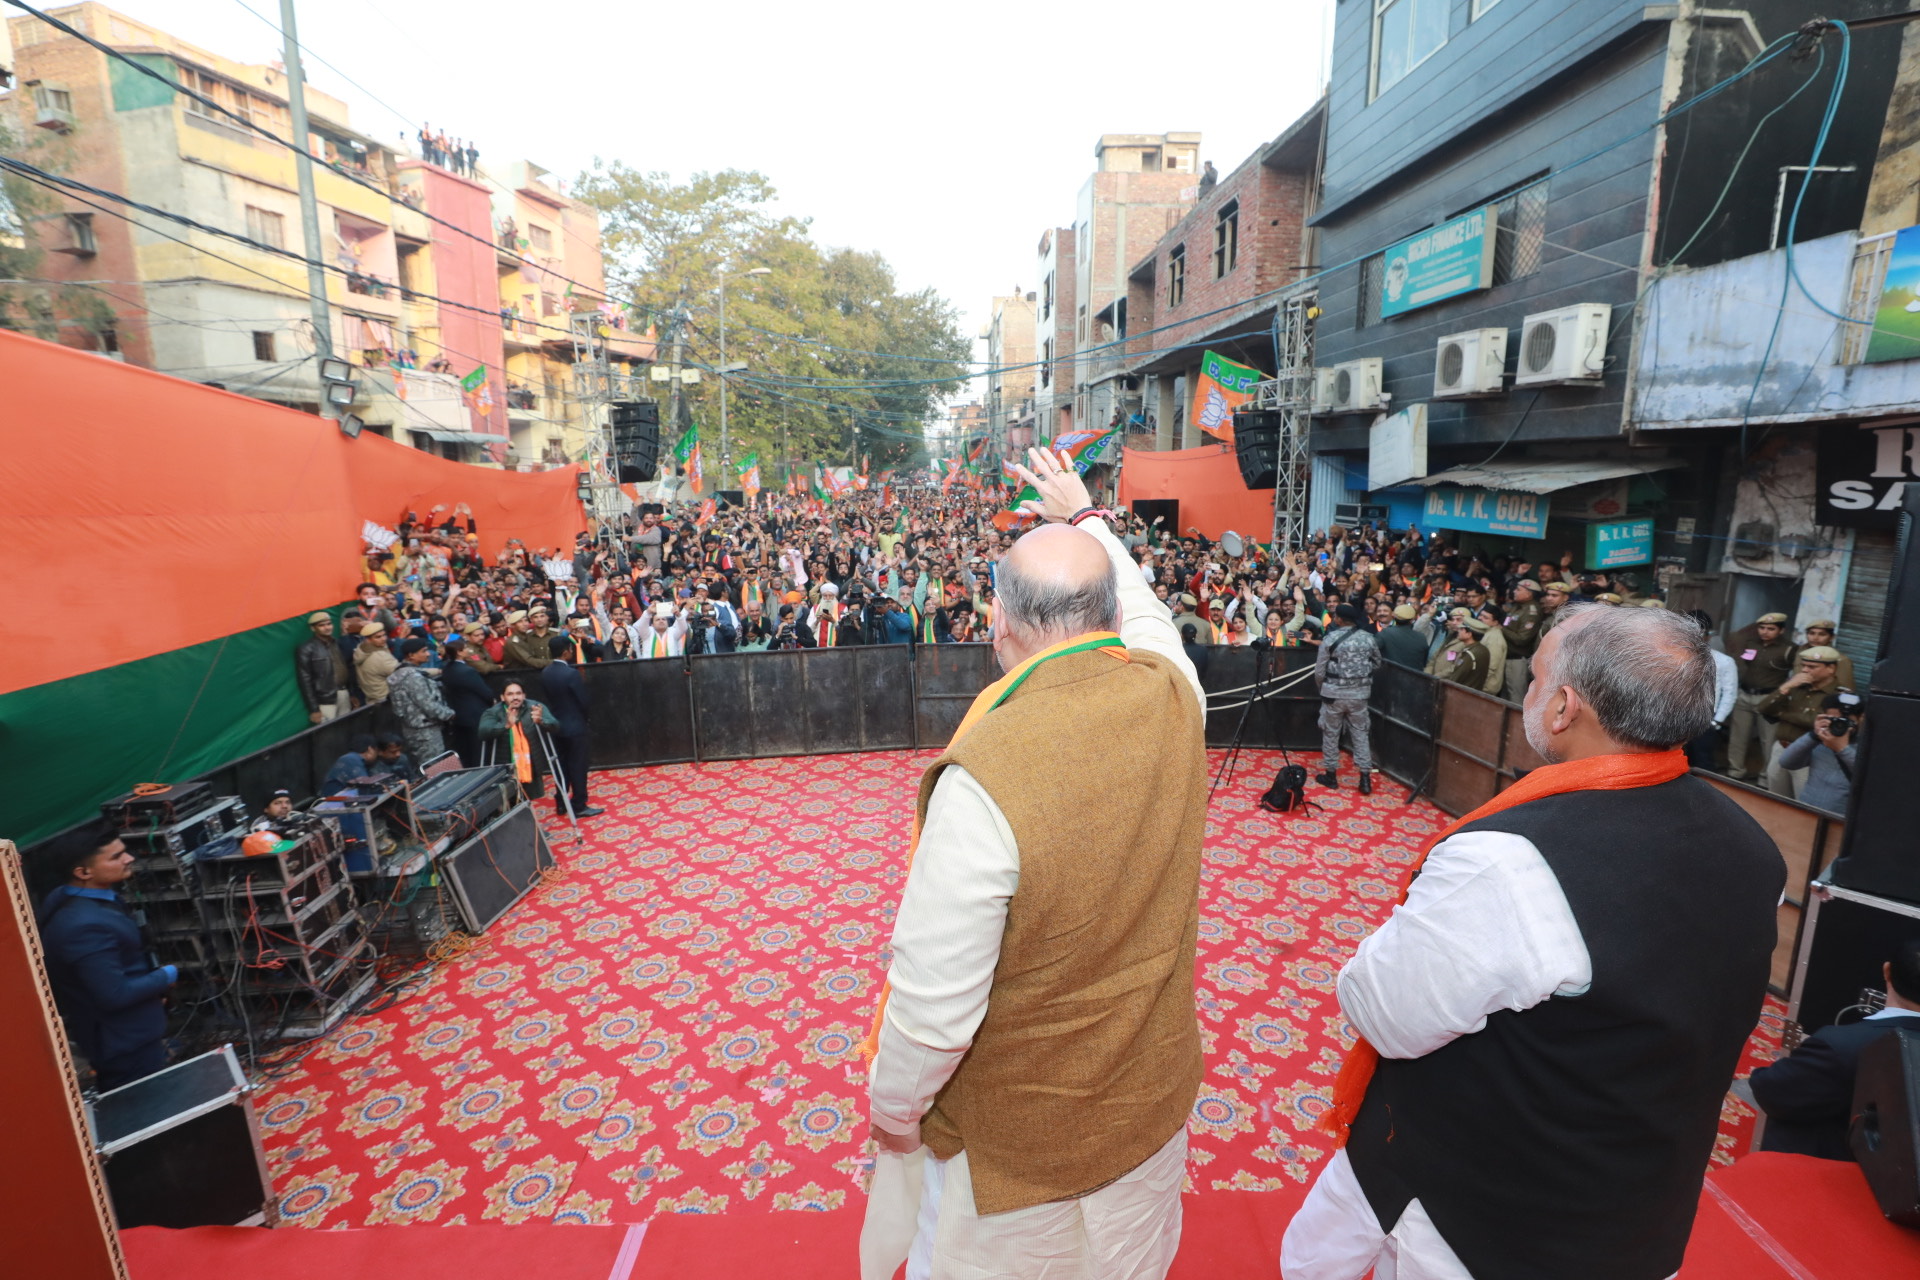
left=674, top=425, right=703, bottom=493
left=460, top=366, right=486, bottom=393
left=696, top=498, right=717, bottom=525
left=1190, top=350, right=1266, bottom=443
left=737, top=451, right=761, bottom=497
left=1049, top=427, right=1122, bottom=469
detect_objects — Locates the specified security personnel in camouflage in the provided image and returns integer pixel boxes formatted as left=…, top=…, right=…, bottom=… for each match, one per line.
left=1427, top=613, right=1491, bottom=689
left=1499, top=580, right=1545, bottom=701
left=1757, top=645, right=1841, bottom=799
left=1726, top=612, right=1799, bottom=782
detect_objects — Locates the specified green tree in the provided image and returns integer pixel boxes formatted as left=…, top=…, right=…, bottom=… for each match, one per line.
left=573, top=162, right=970, bottom=479
left=0, top=115, right=117, bottom=343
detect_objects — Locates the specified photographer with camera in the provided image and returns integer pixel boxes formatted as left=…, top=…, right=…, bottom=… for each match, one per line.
left=1756, top=645, right=1841, bottom=799
left=1775, top=688, right=1863, bottom=815
left=770, top=603, right=816, bottom=651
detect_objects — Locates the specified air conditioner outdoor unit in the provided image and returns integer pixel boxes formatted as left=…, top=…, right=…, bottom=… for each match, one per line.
left=1433, top=328, right=1507, bottom=398
left=1328, top=358, right=1386, bottom=413
left=1514, top=304, right=1610, bottom=386
left=1310, top=367, right=1340, bottom=415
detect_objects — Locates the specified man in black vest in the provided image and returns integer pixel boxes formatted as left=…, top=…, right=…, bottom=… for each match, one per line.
left=542, top=636, right=601, bottom=818
left=1284, top=603, right=1783, bottom=1280
left=1749, top=937, right=1920, bottom=1159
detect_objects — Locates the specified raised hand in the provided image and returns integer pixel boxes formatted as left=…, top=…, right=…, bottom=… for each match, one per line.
left=1008, top=447, right=1092, bottom=524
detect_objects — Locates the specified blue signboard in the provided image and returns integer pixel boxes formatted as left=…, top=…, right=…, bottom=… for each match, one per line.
left=1379, top=206, right=1498, bottom=319
left=1421, top=484, right=1549, bottom=539
left=1587, top=516, right=1654, bottom=568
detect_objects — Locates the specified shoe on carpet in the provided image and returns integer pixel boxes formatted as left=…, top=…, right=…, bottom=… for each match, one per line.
left=1315, top=771, right=1339, bottom=789
left=574, top=806, right=605, bottom=818
left=1358, top=772, right=1373, bottom=796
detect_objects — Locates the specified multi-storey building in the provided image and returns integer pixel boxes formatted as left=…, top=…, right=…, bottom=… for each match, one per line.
left=4, top=3, right=648, bottom=468
left=489, top=160, right=653, bottom=470
left=982, top=289, right=1035, bottom=457
left=1092, top=103, right=1324, bottom=451
left=1307, top=0, right=1906, bottom=660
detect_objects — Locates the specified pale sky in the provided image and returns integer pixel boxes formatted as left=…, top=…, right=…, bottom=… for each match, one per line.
left=96, top=0, right=1334, bottom=393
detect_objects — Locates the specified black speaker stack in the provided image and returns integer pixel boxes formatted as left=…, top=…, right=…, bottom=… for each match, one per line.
left=1830, top=483, right=1920, bottom=902
left=1232, top=409, right=1282, bottom=490
left=610, top=400, right=661, bottom=483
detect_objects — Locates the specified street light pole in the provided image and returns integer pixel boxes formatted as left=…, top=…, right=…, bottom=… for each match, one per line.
left=278, top=0, right=334, bottom=419
left=717, top=265, right=769, bottom=483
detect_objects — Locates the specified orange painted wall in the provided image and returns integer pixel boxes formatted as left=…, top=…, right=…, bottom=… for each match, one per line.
left=0, top=329, right=585, bottom=696
left=1118, top=445, right=1275, bottom=542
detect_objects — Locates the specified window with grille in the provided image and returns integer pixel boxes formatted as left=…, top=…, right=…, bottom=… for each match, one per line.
left=1357, top=253, right=1385, bottom=328
left=1214, top=201, right=1239, bottom=279
left=1041, top=338, right=1053, bottom=387
left=252, top=331, right=277, bottom=361
left=244, top=205, right=285, bottom=249
left=1168, top=245, right=1187, bottom=307
left=1488, top=178, right=1549, bottom=287
left=1042, top=271, right=1053, bottom=320
left=529, top=225, right=554, bottom=253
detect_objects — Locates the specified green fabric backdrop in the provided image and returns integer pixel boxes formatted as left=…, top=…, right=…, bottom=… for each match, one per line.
left=0, top=606, right=349, bottom=845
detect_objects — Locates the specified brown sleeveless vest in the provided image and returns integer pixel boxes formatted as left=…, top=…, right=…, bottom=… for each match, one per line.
left=914, top=646, right=1207, bottom=1214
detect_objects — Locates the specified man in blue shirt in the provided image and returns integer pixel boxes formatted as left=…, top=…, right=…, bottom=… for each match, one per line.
left=35, top=820, right=177, bottom=1090
left=321, top=735, right=381, bottom=793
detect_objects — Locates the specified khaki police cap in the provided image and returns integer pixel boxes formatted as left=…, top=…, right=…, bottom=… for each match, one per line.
left=1393, top=604, right=1417, bottom=621
left=1460, top=615, right=1491, bottom=633
left=1543, top=581, right=1574, bottom=594
left=1757, top=612, right=1789, bottom=625
left=1804, top=619, right=1837, bottom=631
left=1798, top=645, right=1842, bottom=664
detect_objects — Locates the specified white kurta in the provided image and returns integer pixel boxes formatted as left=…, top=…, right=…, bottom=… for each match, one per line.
left=1280, top=830, right=1594, bottom=1280
left=864, top=518, right=1203, bottom=1280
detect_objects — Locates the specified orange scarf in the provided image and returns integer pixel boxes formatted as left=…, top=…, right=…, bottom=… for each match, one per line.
left=858, top=632, right=1130, bottom=1061
left=509, top=717, right=534, bottom=784
left=1321, top=747, right=1691, bottom=1145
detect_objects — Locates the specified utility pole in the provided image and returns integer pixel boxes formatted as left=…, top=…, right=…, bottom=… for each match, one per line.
left=278, top=0, right=334, bottom=418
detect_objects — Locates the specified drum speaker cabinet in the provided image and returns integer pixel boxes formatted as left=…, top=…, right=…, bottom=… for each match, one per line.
left=1850, top=1028, right=1920, bottom=1227
left=440, top=801, right=555, bottom=934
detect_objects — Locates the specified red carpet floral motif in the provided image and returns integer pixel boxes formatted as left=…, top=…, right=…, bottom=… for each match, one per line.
left=256, top=751, right=1783, bottom=1227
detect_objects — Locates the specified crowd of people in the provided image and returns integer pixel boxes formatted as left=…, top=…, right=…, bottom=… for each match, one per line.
left=417, top=125, right=479, bottom=176
left=294, top=481, right=1864, bottom=817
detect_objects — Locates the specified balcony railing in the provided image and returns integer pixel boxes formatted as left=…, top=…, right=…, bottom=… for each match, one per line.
left=345, top=272, right=392, bottom=299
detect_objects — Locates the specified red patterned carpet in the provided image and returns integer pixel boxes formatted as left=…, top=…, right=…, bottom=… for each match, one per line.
left=254, top=750, right=1786, bottom=1231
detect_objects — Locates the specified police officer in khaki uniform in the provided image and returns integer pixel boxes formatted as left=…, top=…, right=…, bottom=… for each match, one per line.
left=1800, top=620, right=1854, bottom=690
left=1727, top=611, right=1799, bottom=783
left=1499, top=579, right=1544, bottom=701
left=1428, top=613, right=1491, bottom=689
left=1536, top=580, right=1576, bottom=640
left=1757, top=646, right=1843, bottom=798
left=1469, top=604, right=1507, bottom=697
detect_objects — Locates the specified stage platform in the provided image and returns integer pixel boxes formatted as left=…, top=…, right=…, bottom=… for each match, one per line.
left=221, top=751, right=1786, bottom=1252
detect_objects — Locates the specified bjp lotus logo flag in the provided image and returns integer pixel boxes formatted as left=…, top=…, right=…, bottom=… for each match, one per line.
left=1190, top=350, right=1266, bottom=443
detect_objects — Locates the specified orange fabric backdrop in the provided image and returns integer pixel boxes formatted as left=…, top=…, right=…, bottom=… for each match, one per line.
left=0, top=330, right=585, bottom=695
left=1118, top=445, right=1275, bottom=542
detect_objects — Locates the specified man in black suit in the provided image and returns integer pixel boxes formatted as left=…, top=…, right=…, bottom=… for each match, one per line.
left=543, top=636, right=602, bottom=818
left=35, top=820, right=179, bottom=1090
left=1750, top=936, right=1920, bottom=1159
left=440, top=638, right=496, bottom=768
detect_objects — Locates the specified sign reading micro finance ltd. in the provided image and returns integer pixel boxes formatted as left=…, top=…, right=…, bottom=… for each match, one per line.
left=1378, top=206, right=1499, bottom=320
left=1422, top=484, right=1549, bottom=539
left=1817, top=420, right=1920, bottom=530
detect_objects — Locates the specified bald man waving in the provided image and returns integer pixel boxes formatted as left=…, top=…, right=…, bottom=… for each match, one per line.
left=863, top=448, right=1207, bottom=1280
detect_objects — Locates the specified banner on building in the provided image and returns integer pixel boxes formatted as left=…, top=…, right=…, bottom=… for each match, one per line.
left=1379, top=205, right=1498, bottom=320
left=1863, top=224, right=1920, bottom=364
left=1586, top=516, right=1654, bottom=568
left=1816, top=419, right=1920, bottom=528
left=1191, top=350, right=1266, bottom=442
left=1421, top=484, right=1548, bottom=539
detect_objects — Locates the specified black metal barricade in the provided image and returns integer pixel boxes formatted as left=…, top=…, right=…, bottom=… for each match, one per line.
left=1368, top=661, right=1439, bottom=793
left=1197, top=647, right=1321, bottom=751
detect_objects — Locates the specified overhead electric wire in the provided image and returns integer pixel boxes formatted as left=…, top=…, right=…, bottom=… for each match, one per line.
left=2, top=0, right=667, bottom=326
left=0, top=163, right=553, bottom=435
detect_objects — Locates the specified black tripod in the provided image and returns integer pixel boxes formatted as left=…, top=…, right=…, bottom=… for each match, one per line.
left=1210, top=645, right=1313, bottom=808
